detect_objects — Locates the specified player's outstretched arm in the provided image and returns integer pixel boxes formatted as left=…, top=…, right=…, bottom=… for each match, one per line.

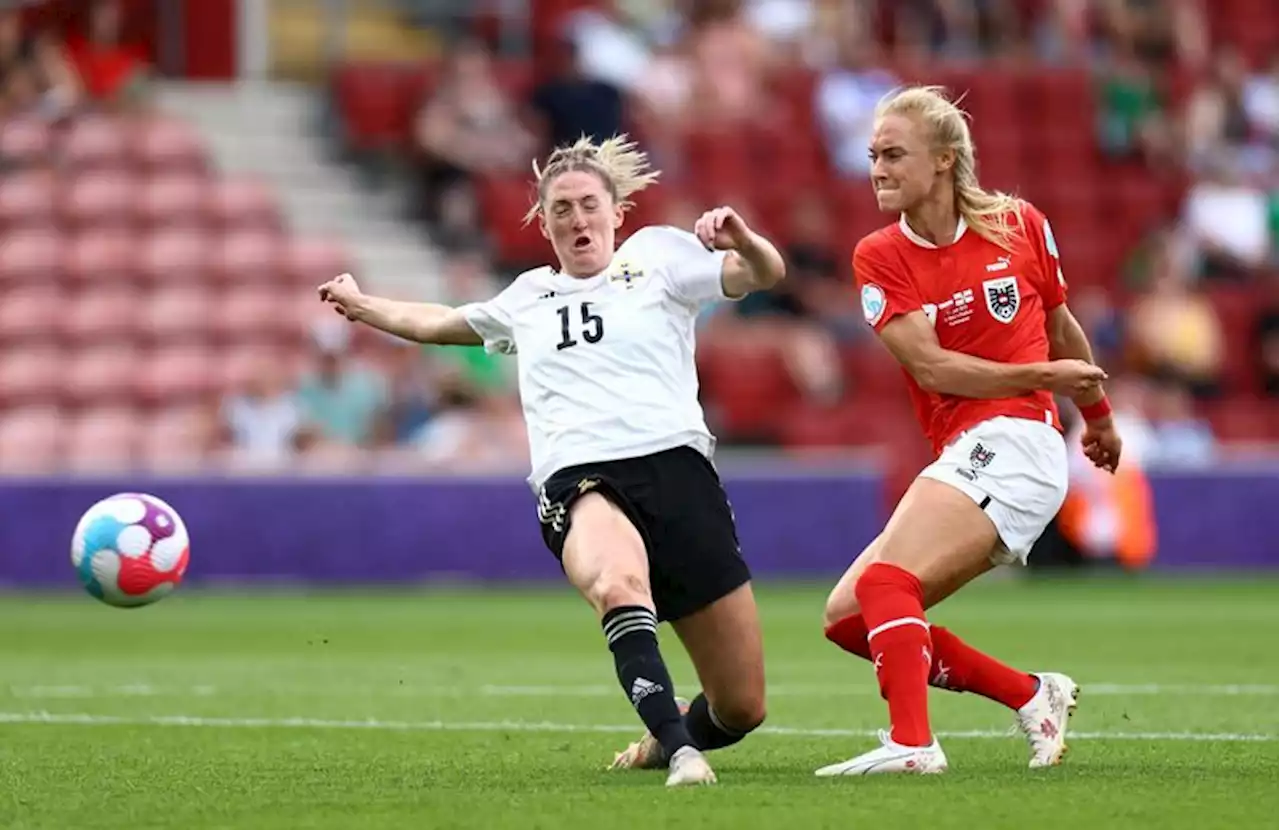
left=878, top=311, right=1106, bottom=400
left=693, top=206, right=786, bottom=297
left=317, top=273, right=482, bottom=346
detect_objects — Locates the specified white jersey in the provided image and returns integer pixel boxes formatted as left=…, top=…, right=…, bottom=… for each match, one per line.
left=459, top=225, right=736, bottom=490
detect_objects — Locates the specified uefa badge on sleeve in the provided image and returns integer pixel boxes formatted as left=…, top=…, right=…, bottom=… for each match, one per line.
left=861, top=284, right=887, bottom=326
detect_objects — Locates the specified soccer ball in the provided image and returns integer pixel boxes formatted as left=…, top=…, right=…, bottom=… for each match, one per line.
left=70, top=493, right=191, bottom=608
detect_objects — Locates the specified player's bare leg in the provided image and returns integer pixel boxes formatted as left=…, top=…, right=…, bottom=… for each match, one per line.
left=821, top=480, right=1078, bottom=770
left=611, top=583, right=766, bottom=772
left=562, top=493, right=714, bottom=787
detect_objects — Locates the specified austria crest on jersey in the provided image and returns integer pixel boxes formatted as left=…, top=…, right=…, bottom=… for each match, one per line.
left=982, top=276, right=1020, bottom=324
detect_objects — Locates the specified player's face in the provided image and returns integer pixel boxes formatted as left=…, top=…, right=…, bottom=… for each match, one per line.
left=539, top=170, right=624, bottom=277
left=868, top=114, right=950, bottom=213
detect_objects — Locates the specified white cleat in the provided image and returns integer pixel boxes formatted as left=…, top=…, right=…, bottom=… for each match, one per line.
left=665, top=745, right=717, bottom=787
left=608, top=697, right=689, bottom=771
left=1016, top=672, right=1079, bottom=769
left=814, top=730, right=948, bottom=777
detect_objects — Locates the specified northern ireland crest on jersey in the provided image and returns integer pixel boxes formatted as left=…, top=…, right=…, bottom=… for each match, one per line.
left=982, top=276, right=1020, bottom=324
left=609, top=260, right=646, bottom=289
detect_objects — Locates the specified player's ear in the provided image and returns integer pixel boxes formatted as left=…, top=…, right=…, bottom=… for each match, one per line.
left=935, top=148, right=956, bottom=175
left=537, top=211, right=551, bottom=241
left=612, top=201, right=624, bottom=230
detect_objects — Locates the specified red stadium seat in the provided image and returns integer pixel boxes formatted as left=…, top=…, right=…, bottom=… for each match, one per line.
left=64, top=406, right=141, bottom=471
left=0, top=346, right=65, bottom=406
left=143, top=286, right=213, bottom=344
left=137, top=345, right=215, bottom=404
left=63, top=171, right=139, bottom=229
left=0, top=406, right=62, bottom=472
left=65, top=229, right=140, bottom=286
left=141, top=405, right=213, bottom=472
left=0, top=170, right=58, bottom=229
left=138, top=228, right=212, bottom=285
left=64, top=287, right=140, bottom=345
left=0, top=285, right=63, bottom=345
left=60, top=117, right=130, bottom=170
left=0, top=228, right=63, bottom=286
left=330, top=62, right=420, bottom=150
left=212, top=230, right=283, bottom=284
left=281, top=237, right=352, bottom=286
left=0, top=116, right=53, bottom=167
left=474, top=176, right=545, bottom=267
left=138, top=174, right=211, bottom=229
left=213, top=285, right=293, bottom=345
left=207, top=177, right=281, bottom=231
left=134, top=117, right=207, bottom=173
left=63, top=344, right=140, bottom=406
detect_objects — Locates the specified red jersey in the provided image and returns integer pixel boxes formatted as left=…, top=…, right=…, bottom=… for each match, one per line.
left=853, top=202, right=1067, bottom=456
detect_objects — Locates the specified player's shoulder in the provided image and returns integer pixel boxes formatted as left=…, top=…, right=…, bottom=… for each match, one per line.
left=498, top=265, right=557, bottom=300
left=620, top=224, right=701, bottom=255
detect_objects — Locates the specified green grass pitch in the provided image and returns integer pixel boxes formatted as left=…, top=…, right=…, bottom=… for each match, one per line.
left=1, top=576, right=1276, bottom=829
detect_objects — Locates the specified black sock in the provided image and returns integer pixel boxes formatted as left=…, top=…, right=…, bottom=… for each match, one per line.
left=684, top=693, right=752, bottom=751
left=602, top=605, right=693, bottom=759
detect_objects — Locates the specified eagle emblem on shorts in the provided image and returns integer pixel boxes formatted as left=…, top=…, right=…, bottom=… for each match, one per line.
left=982, top=276, right=1020, bottom=324
left=969, top=443, right=995, bottom=469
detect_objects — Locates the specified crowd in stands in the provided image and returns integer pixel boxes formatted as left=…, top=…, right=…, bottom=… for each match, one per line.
left=1, top=0, right=1275, bottom=479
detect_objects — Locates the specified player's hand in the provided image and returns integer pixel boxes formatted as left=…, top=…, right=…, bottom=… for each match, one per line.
left=1043, top=359, right=1107, bottom=397
left=318, top=273, right=363, bottom=321
left=1081, top=416, right=1123, bottom=474
left=693, top=205, right=753, bottom=252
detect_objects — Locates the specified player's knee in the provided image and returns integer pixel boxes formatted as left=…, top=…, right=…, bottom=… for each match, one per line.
left=823, top=589, right=860, bottom=630
left=715, top=692, right=767, bottom=734
left=584, top=571, right=652, bottom=616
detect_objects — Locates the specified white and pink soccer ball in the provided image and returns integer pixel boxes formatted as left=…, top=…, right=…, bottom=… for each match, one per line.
left=70, top=493, right=190, bottom=608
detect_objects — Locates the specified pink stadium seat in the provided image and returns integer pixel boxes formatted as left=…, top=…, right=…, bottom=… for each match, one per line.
left=64, top=229, right=140, bottom=285
left=134, top=117, right=207, bottom=173
left=0, top=285, right=65, bottom=344
left=138, top=174, right=210, bottom=229
left=0, top=170, right=58, bottom=229
left=0, top=229, right=63, bottom=286
left=143, top=286, right=212, bottom=344
left=141, top=405, right=214, bottom=471
left=64, top=287, right=141, bottom=345
left=0, top=346, right=64, bottom=406
left=281, top=237, right=351, bottom=286
left=63, top=171, right=139, bottom=229
left=137, top=345, right=215, bottom=404
left=0, top=406, right=62, bottom=472
left=212, top=229, right=283, bottom=284
left=64, top=406, right=140, bottom=471
left=213, top=285, right=291, bottom=344
left=63, top=344, right=140, bottom=406
left=216, top=345, right=263, bottom=395
left=208, top=177, right=281, bottom=231
left=0, top=116, right=53, bottom=167
left=138, top=228, right=212, bottom=284
left=61, top=117, right=130, bottom=170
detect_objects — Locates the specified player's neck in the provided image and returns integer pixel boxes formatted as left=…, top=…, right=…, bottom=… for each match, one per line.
left=902, top=200, right=962, bottom=248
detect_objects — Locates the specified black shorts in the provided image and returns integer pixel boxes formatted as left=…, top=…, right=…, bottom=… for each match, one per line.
left=536, top=446, right=752, bottom=622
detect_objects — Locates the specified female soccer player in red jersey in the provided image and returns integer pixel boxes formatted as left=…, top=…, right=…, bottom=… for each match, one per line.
left=814, top=86, right=1123, bottom=777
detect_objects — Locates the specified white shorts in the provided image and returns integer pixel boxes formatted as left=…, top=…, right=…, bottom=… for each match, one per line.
left=918, top=416, right=1069, bottom=566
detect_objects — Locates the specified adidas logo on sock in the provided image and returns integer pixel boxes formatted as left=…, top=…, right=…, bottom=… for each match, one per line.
left=630, top=677, right=663, bottom=706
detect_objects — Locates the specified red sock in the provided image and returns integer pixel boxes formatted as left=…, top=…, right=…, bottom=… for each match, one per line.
left=825, top=613, right=1038, bottom=711
left=929, top=626, right=1038, bottom=709
left=855, top=563, right=933, bottom=747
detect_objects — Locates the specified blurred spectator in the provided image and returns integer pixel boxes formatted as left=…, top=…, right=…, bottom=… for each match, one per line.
left=528, top=37, right=625, bottom=153
left=384, top=345, right=438, bottom=444
left=1067, top=285, right=1126, bottom=369
left=434, top=248, right=515, bottom=393
left=1145, top=379, right=1217, bottom=465
left=295, top=318, right=392, bottom=449
left=892, top=0, right=1021, bottom=62
left=221, top=352, right=305, bottom=462
left=1184, top=50, right=1265, bottom=174
left=1253, top=310, right=1278, bottom=397
left=1181, top=154, right=1274, bottom=279
left=1096, top=41, right=1175, bottom=163
left=1126, top=238, right=1224, bottom=398
left=1241, top=56, right=1278, bottom=144
left=412, top=371, right=527, bottom=469
left=684, top=0, right=778, bottom=126
left=415, top=39, right=536, bottom=240
left=64, top=0, right=149, bottom=107
left=815, top=14, right=898, bottom=178
left=0, top=9, right=80, bottom=119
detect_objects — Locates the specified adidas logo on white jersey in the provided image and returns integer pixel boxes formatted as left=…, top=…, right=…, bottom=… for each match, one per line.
left=630, top=677, right=663, bottom=706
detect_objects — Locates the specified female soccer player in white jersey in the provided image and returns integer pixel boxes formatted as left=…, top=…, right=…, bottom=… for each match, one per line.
left=813, top=86, right=1123, bottom=777
left=318, top=136, right=786, bottom=787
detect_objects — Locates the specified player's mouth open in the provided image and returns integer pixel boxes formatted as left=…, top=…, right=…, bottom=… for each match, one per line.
left=573, top=235, right=592, bottom=250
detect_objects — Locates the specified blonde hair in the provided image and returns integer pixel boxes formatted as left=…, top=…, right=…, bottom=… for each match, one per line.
left=522, top=134, right=660, bottom=226
left=876, top=85, right=1024, bottom=249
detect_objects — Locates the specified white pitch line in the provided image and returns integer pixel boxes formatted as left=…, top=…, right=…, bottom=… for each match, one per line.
left=0, top=711, right=1273, bottom=743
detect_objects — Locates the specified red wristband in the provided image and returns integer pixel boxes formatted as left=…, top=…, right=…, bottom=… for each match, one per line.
left=1078, top=397, right=1112, bottom=421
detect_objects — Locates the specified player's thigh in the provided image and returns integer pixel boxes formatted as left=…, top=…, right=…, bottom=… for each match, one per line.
left=875, top=475, right=998, bottom=597
left=670, top=582, right=766, bottom=730
left=560, top=493, right=653, bottom=617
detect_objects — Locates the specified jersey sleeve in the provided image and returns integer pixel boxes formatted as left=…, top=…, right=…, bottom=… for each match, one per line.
left=458, top=280, right=522, bottom=355
left=1022, top=203, right=1067, bottom=310
left=853, top=234, right=921, bottom=333
left=643, top=226, right=734, bottom=307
